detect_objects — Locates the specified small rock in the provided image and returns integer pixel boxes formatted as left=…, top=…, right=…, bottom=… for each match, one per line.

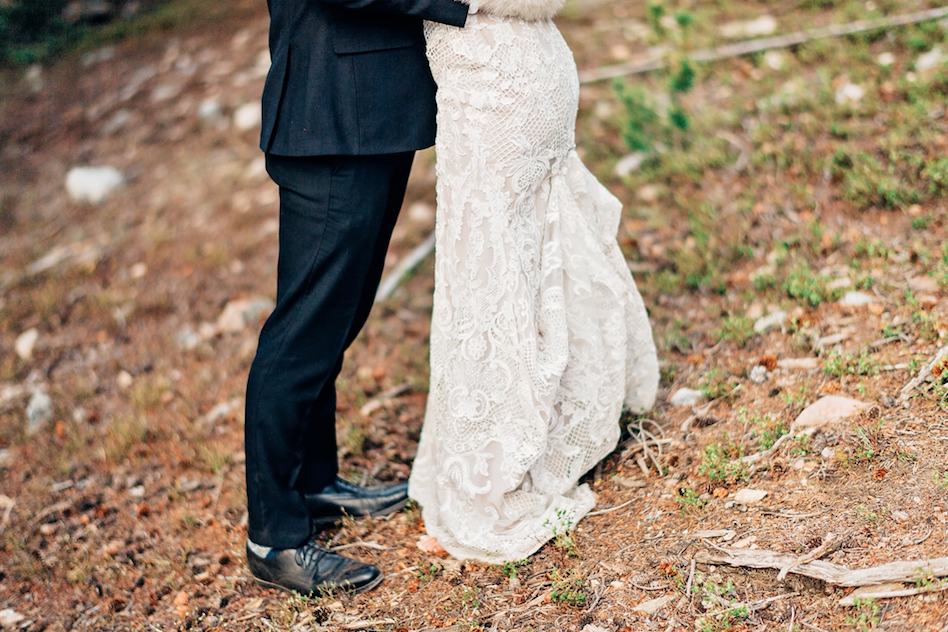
left=234, top=102, right=262, bottom=130
left=835, top=83, right=865, bottom=105
left=892, top=510, right=909, bottom=522
left=791, top=457, right=805, bottom=470
left=130, top=262, right=147, bottom=279
left=877, top=52, right=895, bottom=67
left=732, top=535, right=757, bottom=548
left=632, top=595, right=674, bottom=615
left=116, top=371, right=133, bottom=389
left=14, top=328, right=39, bottom=361
left=637, top=184, right=660, bottom=202
left=669, top=388, right=703, bottom=407
left=764, top=50, right=784, bottom=70
left=821, top=447, right=834, bottom=459
left=215, top=297, right=275, bottom=334
left=128, top=485, right=146, bottom=498
left=198, top=99, right=222, bottom=121
left=614, top=476, right=647, bottom=489
left=25, top=64, right=44, bottom=92
left=101, top=109, right=132, bottom=134
left=81, top=47, right=115, bottom=66
left=777, top=357, right=820, bottom=371
left=917, top=47, right=945, bottom=73
left=0, top=449, right=12, bottom=468
left=614, top=153, right=646, bottom=177
left=175, top=328, right=202, bottom=350
left=839, top=291, right=875, bottom=307
left=792, top=395, right=868, bottom=431
left=734, top=488, right=767, bottom=505
left=26, top=390, right=53, bottom=435
left=720, top=15, right=777, bottom=39
left=0, top=609, right=26, bottom=627
left=754, top=310, right=787, bottom=333
left=581, top=625, right=611, bottom=632
left=66, top=166, right=124, bottom=204
left=909, top=275, right=939, bottom=294
left=151, top=83, right=182, bottom=102
left=749, top=365, right=769, bottom=384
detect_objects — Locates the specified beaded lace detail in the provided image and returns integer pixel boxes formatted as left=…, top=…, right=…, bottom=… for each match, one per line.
left=408, top=13, right=659, bottom=563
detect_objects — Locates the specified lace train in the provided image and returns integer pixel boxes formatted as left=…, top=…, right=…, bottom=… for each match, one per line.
left=407, top=13, right=659, bottom=562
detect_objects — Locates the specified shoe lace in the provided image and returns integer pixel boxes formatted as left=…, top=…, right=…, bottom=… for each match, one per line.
left=295, top=541, right=329, bottom=569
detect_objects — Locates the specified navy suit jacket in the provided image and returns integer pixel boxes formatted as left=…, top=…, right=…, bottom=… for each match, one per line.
left=261, top=0, right=468, bottom=156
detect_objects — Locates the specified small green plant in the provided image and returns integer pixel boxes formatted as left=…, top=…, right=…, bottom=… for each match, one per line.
left=544, top=509, right=579, bottom=558
left=823, top=349, right=880, bottom=378
left=699, top=434, right=748, bottom=482
left=692, top=573, right=749, bottom=632
left=675, top=485, right=706, bottom=516
left=790, top=434, right=810, bottom=456
left=417, top=562, right=441, bottom=582
left=740, top=408, right=788, bottom=451
left=856, top=503, right=889, bottom=523
left=713, top=315, right=755, bottom=348
left=497, top=559, right=528, bottom=578
left=697, top=369, right=741, bottom=401
left=549, top=568, right=586, bottom=609
left=846, top=597, right=881, bottom=632
left=935, top=470, right=948, bottom=490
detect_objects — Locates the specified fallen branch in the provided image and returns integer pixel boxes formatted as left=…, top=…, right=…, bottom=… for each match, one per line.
left=579, top=6, right=948, bottom=83
left=374, top=232, right=436, bottom=303
left=839, top=580, right=948, bottom=606
left=331, top=540, right=390, bottom=552
left=777, top=532, right=847, bottom=581
left=694, top=547, right=948, bottom=587
left=586, top=498, right=636, bottom=517
left=703, top=592, right=798, bottom=618
left=899, top=344, right=948, bottom=403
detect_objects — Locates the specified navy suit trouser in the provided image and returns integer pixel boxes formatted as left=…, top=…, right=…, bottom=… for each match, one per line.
left=245, top=152, right=414, bottom=549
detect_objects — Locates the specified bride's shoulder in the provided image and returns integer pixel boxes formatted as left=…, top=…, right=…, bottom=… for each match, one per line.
left=469, top=0, right=564, bottom=22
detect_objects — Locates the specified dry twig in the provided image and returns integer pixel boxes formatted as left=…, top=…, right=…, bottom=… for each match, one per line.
left=899, top=344, right=948, bottom=402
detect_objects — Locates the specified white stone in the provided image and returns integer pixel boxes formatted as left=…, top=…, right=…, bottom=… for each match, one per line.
left=14, top=328, right=38, bottom=361
left=25, top=64, right=44, bottom=92
left=839, top=291, right=875, bottom=307
left=754, top=310, right=787, bottom=333
left=632, top=595, right=674, bottom=615
left=66, top=166, right=125, bottom=204
left=175, top=328, right=202, bottom=350
left=877, top=52, right=895, bottom=67
left=764, top=50, right=785, bottom=71
left=892, top=510, right=909, bottom=522
left=0, top=609, right=26, bottom=627
left=777, top=357, right=820, bottom=371
left=615, top=153, right=646, bottom=177
left=720, top=15, right=777, bottom=39
left=734, top=488, right=767, bottom=505
left=151, top=83, right=182, bottom=102
left=198, top=99, right=222, bottom=120
left=909, top=275, right=939, bottom=293
left=821, top=447, right=834, bottom=459
left=216, top=297, right=275, bottom=334
left=917, top=47, right=945, bottom=72
left=26, top=390, right=53, bottom=435
left=0, top=449, right=12, bottom=468
left=128, top=485, right=146, bottom=498
left=234, top=102, right=262, bottom=130
left=581, top=625, right=611, bottom=632
left=835, top=83, right=865, bottom=105
left=669, top=388, right=703, bottom=407
left=637, top=184, right=660, bottom=203
left=792, top=395, right=868, bottom=431
left=117, top=370, right=133, bottom=389
left=749, top=365, right=769, bottom=384
left=101, top=109, right=132, bottom=134
left=130, top=262, right=147, bottom=279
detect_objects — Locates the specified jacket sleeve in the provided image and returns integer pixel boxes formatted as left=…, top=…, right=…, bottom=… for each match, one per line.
left=464, top=0, right=562, bottom=21
left=316, top=0, right=469, bottom=27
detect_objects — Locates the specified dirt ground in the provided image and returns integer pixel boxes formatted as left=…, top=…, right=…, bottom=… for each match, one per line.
left=1, top=0, right=948, bottom=631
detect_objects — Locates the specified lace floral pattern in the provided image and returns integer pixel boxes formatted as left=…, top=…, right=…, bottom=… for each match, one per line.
left=407, top=13, right=659, bottom=562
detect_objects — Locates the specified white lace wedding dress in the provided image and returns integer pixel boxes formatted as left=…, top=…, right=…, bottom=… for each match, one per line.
left=407, top=11, right=660, bottom=563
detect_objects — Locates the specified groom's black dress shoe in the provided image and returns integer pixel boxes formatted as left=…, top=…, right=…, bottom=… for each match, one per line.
left=246, top=540, right=383, bottom=594
left=304, top=477, right=409, bottom=526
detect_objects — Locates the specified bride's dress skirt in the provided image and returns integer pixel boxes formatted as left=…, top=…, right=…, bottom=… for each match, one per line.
left=408, top=13, right=659, bottom=562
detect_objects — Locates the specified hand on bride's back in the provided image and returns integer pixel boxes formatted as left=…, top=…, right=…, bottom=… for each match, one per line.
left=461, top=0, right=563, bottom=22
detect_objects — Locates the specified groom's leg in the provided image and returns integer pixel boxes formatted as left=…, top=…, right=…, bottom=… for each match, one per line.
left=245, top=152, right=414, bottom=549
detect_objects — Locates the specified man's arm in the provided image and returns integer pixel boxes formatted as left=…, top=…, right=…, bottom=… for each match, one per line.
left=316, top=0, right=468, bottom=27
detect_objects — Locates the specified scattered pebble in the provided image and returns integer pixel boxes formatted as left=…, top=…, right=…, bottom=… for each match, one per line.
left=777, top=357, right=820, bottom=371
left=917, top=47, right=945, bottom=73
left=26, top=390, right=53, bottom=435
left=198, top=99, right=223, bottom=121
left=632, top=595, right=674, bottom=615
left=175, top=327, right=202, bottom=350
left=14, top=328, right=39, bottom=361
left=117, top=370, right=134, bottom=389
left=101, top=109, right=132, bottom=134
left=234, top=102, right=262, bottom=130
left=838, top=291, right=875, bottom=306
left=792, top=395, right=868, bottom=431
left=128, top=485, right=146, bottom=498
left=0, top=609, right=26, bottom=627
left=835, top=83, right=865, bottom=105
left=614, top=152, right=646, bottom=177
left=734, top=488, right=767, bottom=505
left=130, top=262, right=148, bottom=279
left=25, top=64, right=44, bottom=92
left=215, top=297, right=275, bottom=334
left=0, top=449, right=12, bottom=468
left=81, top=47, right=115, bottom=66
left=749, top=365, right=769, bottom=384
left=66, top=166, right=124, bottom=203
left=877, top=52, right=895, bottom=67
left=763, top=50, right=785, bottom=71
left=151, top=83, right=182, bottom=103
left=669, top=388, right=703, bottom=407
left=908, top=275, right=940, bottom=293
